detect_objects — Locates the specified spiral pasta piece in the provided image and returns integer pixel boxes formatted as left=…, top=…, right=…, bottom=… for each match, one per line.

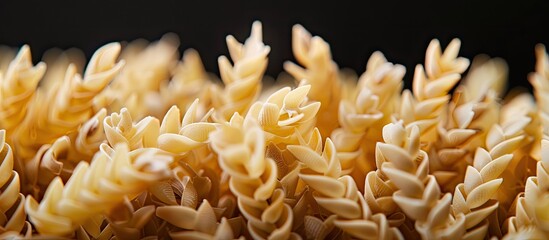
left=0, top=46, right=46, bottom=135
left=25, top=143, right=173, bottom=236
left=210, top=114, right=297, bottom=240
left=531, top=45, right=549, bottom=138
left=15, top=42, right=124, bottom=159
left=331, top=52, right=404, bottom=174
left=452, top=116, right=529, bottom=239
left=212, top=21, right=270, bottom=121
left=104, top=108, right=160, bottom=150
left=246, top=85, right=320, bottom=146
left=378, top=122, right=466, bottom=239
left=400, top=39, right=469, bottom=143
left=284, top=25, right=341, bottom=136
left=0, top=130, right=27, bottom=235
left=288, top=128, right=403, bottom=239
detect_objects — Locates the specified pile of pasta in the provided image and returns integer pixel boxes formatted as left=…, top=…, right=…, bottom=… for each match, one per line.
left=1, top=21, right=549, bottom=240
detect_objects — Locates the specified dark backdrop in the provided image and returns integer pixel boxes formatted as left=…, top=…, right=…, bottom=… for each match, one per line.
left=1, top=1, right=548, bottom=91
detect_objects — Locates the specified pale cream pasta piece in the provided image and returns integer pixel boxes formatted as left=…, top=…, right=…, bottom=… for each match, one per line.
left=157, top=100, right=217, bottom=157
left=399, top=39, right=469, bottom=143
left=530, top=44, right=549, bottom=137
left=0, top=45, right=46, bottom=135
left=331, top=52, right=405, bottom=175
left=284, top=24, right=341, bottom=136
left=378, top=122, right=466, bottom=239
left=0, top=130, right=27, bottom=235
left=288, top=128, right=403, bottom=239
left=211, top=21, right=270, bottom=121
left=210, top=114, right=297, bottom=240
left=452, top=115, right=529, bottom=240
left=246, top=85, right=320, bottom=145
left=14, top=42, right=124, bottom=160
left=104, top=108, right=160, bottom=150
left=25, top=143, right=173, bottom=236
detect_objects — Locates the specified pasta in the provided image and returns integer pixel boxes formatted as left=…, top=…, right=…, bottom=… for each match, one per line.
left=378, top=122, right=466, bottom=239
left=25, top=143, right=173, bottom=236
left=211, top=21, right=270, bottom=121
left=0, top=21, right=547, bottom=239
left=210, top=114, right=297, bottom=239
left=0, top=46, right=45, bottom=136
left=13, top=43, right=123, bottom=160
left=0, top=130, right=27, bottom=235
left=284, top=25, right=341, bottom=136
left=399, top=39, right=469, bottom=144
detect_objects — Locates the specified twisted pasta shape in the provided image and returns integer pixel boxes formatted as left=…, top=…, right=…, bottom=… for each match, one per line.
left=287, top=128, right=403, bottom=239
left=378, top=122, right=465, bottom=239
left=400, top=39, right=469, bottom=143
left=0, top=130, right=26, bottom=234
left=157, top=100, right=217, bottom=159
left=246, top=85, right=320, bottom=146
left=452, top=116, right=529, bottom=239
left=212, top=21, right=270, bottom=121
left=104, top=108, right=160, bottom=150
left=331, top=52, right=404, bottom=174
left=25, top=143, right=173, bottom=236
left=284, top=25, right=341, bottom=136
left=0, top=45, right=46, bottom=135
left=210, top=114, right=296, bottom=239
left=15, top=43, right=124, bottom=159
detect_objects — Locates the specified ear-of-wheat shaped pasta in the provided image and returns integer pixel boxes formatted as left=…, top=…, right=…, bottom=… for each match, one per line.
left=378, top=122, right=466, bottom=239
left=25, top=143, right=173, bottom=236
left=288, top=128, right=404, bottom=240
left=0, top=46, right=46, bottom=135
left=14, top=43, right=124, bottom=160
left=211, top=21, right=270, bottom=121
left=531, top=45, right=549, bottom=137
left=210, top=114, right=298, bottom=240
left=452, top=115, right=529, bottom=239
left=331, top=52, right=405, bottom=175
left=399, top=39, right=470, bottom=144
left=0, top=130, right=27, bottom=235
left=246, top=85, right=320, bottom=146
left=284, top=25, right=341, bottom=136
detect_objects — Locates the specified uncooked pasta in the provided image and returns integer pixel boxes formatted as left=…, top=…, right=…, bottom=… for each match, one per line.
left=0, top=21, right=548, bottom=239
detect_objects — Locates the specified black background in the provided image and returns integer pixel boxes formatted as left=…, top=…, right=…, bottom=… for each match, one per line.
left=1, top=1, right=548, bottom=92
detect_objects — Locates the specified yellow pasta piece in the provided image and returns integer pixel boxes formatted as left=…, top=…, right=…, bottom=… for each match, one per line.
left=25, top=143, right=173, bottom=236
left=0, top=46, right=46, bottom=136
left=284, top=25, right=341, bottom=136
left=378, top=122, right=466, bottom=239
left=400, top=39, right=469, bottom=144
left=14, top=43, right=123, bottom=160
left=0, top=130, right=27, bottom=235
left=211, top=21, right=270, bottom=121
left=288, top=128, right=403, bottom=239
left=211, top=114, right=297, bottom=240
left=246, top=85, right=320, bottom=146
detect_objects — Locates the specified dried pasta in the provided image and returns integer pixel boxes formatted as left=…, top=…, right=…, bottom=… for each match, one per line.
left=0, top=21, right=547, bottom=239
